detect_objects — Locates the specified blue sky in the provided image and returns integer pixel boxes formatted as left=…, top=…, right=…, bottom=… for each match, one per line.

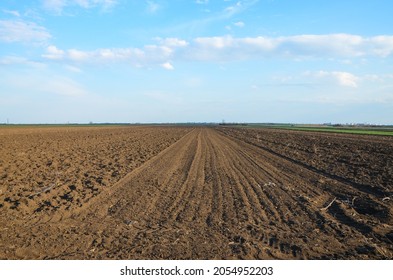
left=1, top=0, right=393, bottom=124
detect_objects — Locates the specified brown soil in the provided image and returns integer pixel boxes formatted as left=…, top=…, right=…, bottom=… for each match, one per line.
left=0, top=126, right=392, bottom=259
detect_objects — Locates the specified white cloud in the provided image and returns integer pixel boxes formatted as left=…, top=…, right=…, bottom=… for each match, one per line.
left=223, top=0, right=258, bottom=18
left=0, top=56, right=25, bottom=65
left=369, top=36, right=393, bottom=57
left=41, top=34, right=393, bottom=68
left=146, top=1, right=160, bottom=14
left=0, top=56, right=46, bottom=68
left=68, top=49, right=91, bottom=61
left=41, top=39, right=188, bottom=68
left=233, top=21, right=245, bottom=27
left=310, top=71, right=359, bottom=88
left=2, top=10, right=21, bottom=17
left=191, top=35, right=275, bottom=60
left=0, top=19, right=51, bottom=44
left=42, top=0, right=67, bottom=13
left=226, top=21, right=245, bottom=30
left=42, top=45, right=65, bottom=59
left=332, top=72, right=359, bottom=88
left=74, top=0, right=90, bottom=8
left=279, top=34, right=365, bottom=57
left=161, top=62, right=174, bottom=70
left=195, top=0, right=209, bottom=4
left=224, top=1, right=243, bottom=17
left=155, top=37, right=189, bottom=48
left=189, top=34, right=393, bottom=61
left=42, top=0, right=117, bottom=13
left=43, top=46, right=144, bottom=64
left=96, top=0, right=118, bottom=9
left=194, top=36, right=233, bottom=49
left=65, top=65, right=82, bottom=73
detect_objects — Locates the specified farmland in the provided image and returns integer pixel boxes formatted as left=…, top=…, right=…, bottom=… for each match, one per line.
left=0, top=125, right=392, bottom=259
left=245, top=124, right=393, bottom=136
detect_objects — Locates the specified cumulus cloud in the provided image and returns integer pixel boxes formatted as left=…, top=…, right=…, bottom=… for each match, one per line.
left=191, top=36, right=274, bottom=61
left=332, top=72, right=359, bottom=88
left=68, top=49, right=90, bottom=61
left=43, top=46, right=144, bottom=63
left=41, top=34, right=393, bottom=68
left=155, top=37, right=189, bottom=48
left=369, top=36, right=393, bottom=57
left=41, top=38, right=189, bottom=68
left=42, top=45, right=65, bottom=59
left=189, top=34, right=393, bottom=61
left=309, top=71, right=360, bottom=88
left=161, top=62, right=174, bottom=70
left=0, top=19, right=51, bottom=44
left=278, top=34, right=365, bottom=57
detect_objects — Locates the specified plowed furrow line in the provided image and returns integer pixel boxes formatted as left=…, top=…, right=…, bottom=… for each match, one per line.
left=104, top=132, right=199, bottom=224
left=213, top=139, right=259, bottom=225
left=228, top=158, right=275, bottom=223
left=233, top=141, right=324, bottom=201
left=237, top=137, right=363, bottom=236
left=228, top=131, right=388, bottom=198
left=134, top=133, right=200, bottom=225
left=212, top=132, right=283, bottom=223
left=221, top=135, right=339, bottom=218
left=226, top=157, right=268, bottom=223
left=71, top=128, right=196, bottom=217
left=203, top=131, right=224, bottom=226
left=165, top=130, right=205, bottom=223
left=208, top=131, right=245, bottom=228
left=216, top=130, right=393, bottom=258
left=210, top=137, right=245, bottom=227
left=213, top=131, right=364, bottom=255
left=171, top=131, right=209, bottom=224
left=228, top=150, right=287, bottom=222
left=192, top=131, right=217, bottom=225
left=215, top=133, right=301, bottom=224
left=219, top=130, right=387, bottom=197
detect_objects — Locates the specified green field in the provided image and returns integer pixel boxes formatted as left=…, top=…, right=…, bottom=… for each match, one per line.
left=245, top=124, right=393, bottom=136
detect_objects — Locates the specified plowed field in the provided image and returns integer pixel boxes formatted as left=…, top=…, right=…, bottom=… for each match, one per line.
left=0, top=126, right=392, bottom=259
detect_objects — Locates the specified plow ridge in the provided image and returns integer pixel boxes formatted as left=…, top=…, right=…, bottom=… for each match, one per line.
left=217, top=129, right=390, bottom=198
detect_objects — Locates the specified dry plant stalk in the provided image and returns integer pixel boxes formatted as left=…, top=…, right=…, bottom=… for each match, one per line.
left=320, top=197, right=337, bottom=211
